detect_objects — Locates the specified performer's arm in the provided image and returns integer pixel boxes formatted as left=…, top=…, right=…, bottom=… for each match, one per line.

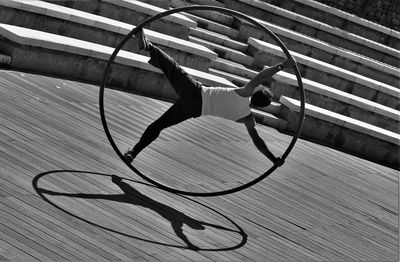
left=239, top=114, right=284, bottom=166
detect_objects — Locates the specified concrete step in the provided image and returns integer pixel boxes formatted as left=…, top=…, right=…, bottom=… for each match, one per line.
left=248, top=37, right=400, bottom=110
left=0, top=0, right=217, bottom=71
left=137, top=0, right=171, bottom=9
left=258, top=101, right=282, bottom=115
left=189, top=36, right=253, bottom=67
left=190, top=27, right=248, bottom=52
left=210, top=57, right=255, bottom=79
left=235, top=17, right=400, bottom=87
left=171, top=0, right=234, bottom=27
left=274, top=72, right=400, bottom=133
left=209, top=67, right=249, bottom=87
left=279, top=95, right=399, bottom=169
left=172, top=0, right=226, bottom=8
left=0, top=23, right=234, bottom=102
left=183, top=1, right=400, bottom=86
left=227, top=0, right=400, bottom=68
left=182, top=11, right=240, bottom=39
left=253, top=109, right=287, bottom=130
left=209, top=53, right=400, bottom=133
left=42, top=0, right=196, bottom=39
left=276, top=0, right=400, bottom=51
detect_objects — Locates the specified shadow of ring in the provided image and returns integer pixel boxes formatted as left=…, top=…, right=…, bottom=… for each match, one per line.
left=32, top=170, right=248, bottom=251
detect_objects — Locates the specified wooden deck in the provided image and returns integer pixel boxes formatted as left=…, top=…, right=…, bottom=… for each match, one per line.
left=0, top=70, right=398, bottom=261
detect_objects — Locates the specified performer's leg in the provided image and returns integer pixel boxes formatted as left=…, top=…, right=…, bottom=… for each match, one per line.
left=148, top=44, right=199, bottom=98
left=125, top=103, right=190, bottom=162
left=124, top=30, right=203, bottom=163
left=137, top=29, right=198, bottom=98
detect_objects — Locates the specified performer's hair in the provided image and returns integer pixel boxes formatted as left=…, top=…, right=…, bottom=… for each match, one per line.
left=251, top=88, right=273, bottom=107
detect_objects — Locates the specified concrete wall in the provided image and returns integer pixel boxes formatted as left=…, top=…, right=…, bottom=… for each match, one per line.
left=0, top=39, right=179, bottom=103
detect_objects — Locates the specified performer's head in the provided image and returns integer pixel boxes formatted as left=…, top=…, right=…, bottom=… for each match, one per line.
left=251, top=88, right=273, bottom=108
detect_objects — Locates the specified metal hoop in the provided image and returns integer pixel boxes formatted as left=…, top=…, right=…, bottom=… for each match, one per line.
left=99, top=5, right=305, bottom=197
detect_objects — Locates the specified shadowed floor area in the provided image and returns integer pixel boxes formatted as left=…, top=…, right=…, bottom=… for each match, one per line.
left=0, top=70, right=398, bottom=261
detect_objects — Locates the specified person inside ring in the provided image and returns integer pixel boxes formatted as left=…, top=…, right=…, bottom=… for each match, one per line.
left=124, top=29, right=296, bottom=166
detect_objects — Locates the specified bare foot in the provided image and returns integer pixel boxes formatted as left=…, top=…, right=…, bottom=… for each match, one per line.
left=136, top=28, right=151, bottom=51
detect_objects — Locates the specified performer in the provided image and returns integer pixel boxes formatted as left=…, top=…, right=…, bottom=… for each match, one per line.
left=124, top=29, right=296, bottom=166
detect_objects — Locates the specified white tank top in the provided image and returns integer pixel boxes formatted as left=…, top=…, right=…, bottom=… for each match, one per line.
left=201, top=86, right=251, bottom=121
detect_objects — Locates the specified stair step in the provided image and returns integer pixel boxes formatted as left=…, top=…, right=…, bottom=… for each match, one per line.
left=233, top=1, right=399, bottom=67
left=190, top=27, right=248, bottom=52
left=290, top=0, right=399, bottom=50
left=0, top=23, right=236, bottom=99
left=0, top=0, right=217, bottom=71
left=279, top=95, right=399, bottom=168
left=259, top=101, right=282, bottom=115
left=209, top=49, right=399, bottom=133
left=195, top=10, right=235, bottom=27
left=142, top=0, right=171, bottom=9
left=172, top=0, right=234, bottom=26
left=171, top=0, right=226, bottom=8
left=182, top=12, right=240, bottom=39
left=253, top=110, right=287, bottom=130
left=211, top=57, right=256, bottom=79
left=209, top=67, right=248, bottom=86
left=209, top=55, right=398, bottom=132
left=190, top=36, right=253, bottom=66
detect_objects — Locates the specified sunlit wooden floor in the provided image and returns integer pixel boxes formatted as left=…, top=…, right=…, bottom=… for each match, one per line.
left=0, top=70, right=398, bottom=262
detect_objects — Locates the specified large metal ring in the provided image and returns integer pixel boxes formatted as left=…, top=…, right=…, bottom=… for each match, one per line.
left=99, top=5, right=305, bottom=197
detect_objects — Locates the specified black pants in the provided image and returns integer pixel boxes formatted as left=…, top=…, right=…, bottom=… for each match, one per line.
left=132, top=44, right=202, bottom=156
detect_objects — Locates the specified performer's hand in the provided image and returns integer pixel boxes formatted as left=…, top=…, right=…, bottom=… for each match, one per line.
left=281, top=56, right=296, bottom=69
left=274, top=157, right=285, bottom=167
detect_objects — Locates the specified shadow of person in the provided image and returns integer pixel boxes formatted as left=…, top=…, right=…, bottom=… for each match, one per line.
left=111, top=175, right=203, bottom=250
left=39, top=175, right=236, bottom=251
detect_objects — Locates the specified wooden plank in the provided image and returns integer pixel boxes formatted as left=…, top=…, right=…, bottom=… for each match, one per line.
left=1, top=197, right=107, bottom=261
left=0, top=70, right=398, bottom=261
